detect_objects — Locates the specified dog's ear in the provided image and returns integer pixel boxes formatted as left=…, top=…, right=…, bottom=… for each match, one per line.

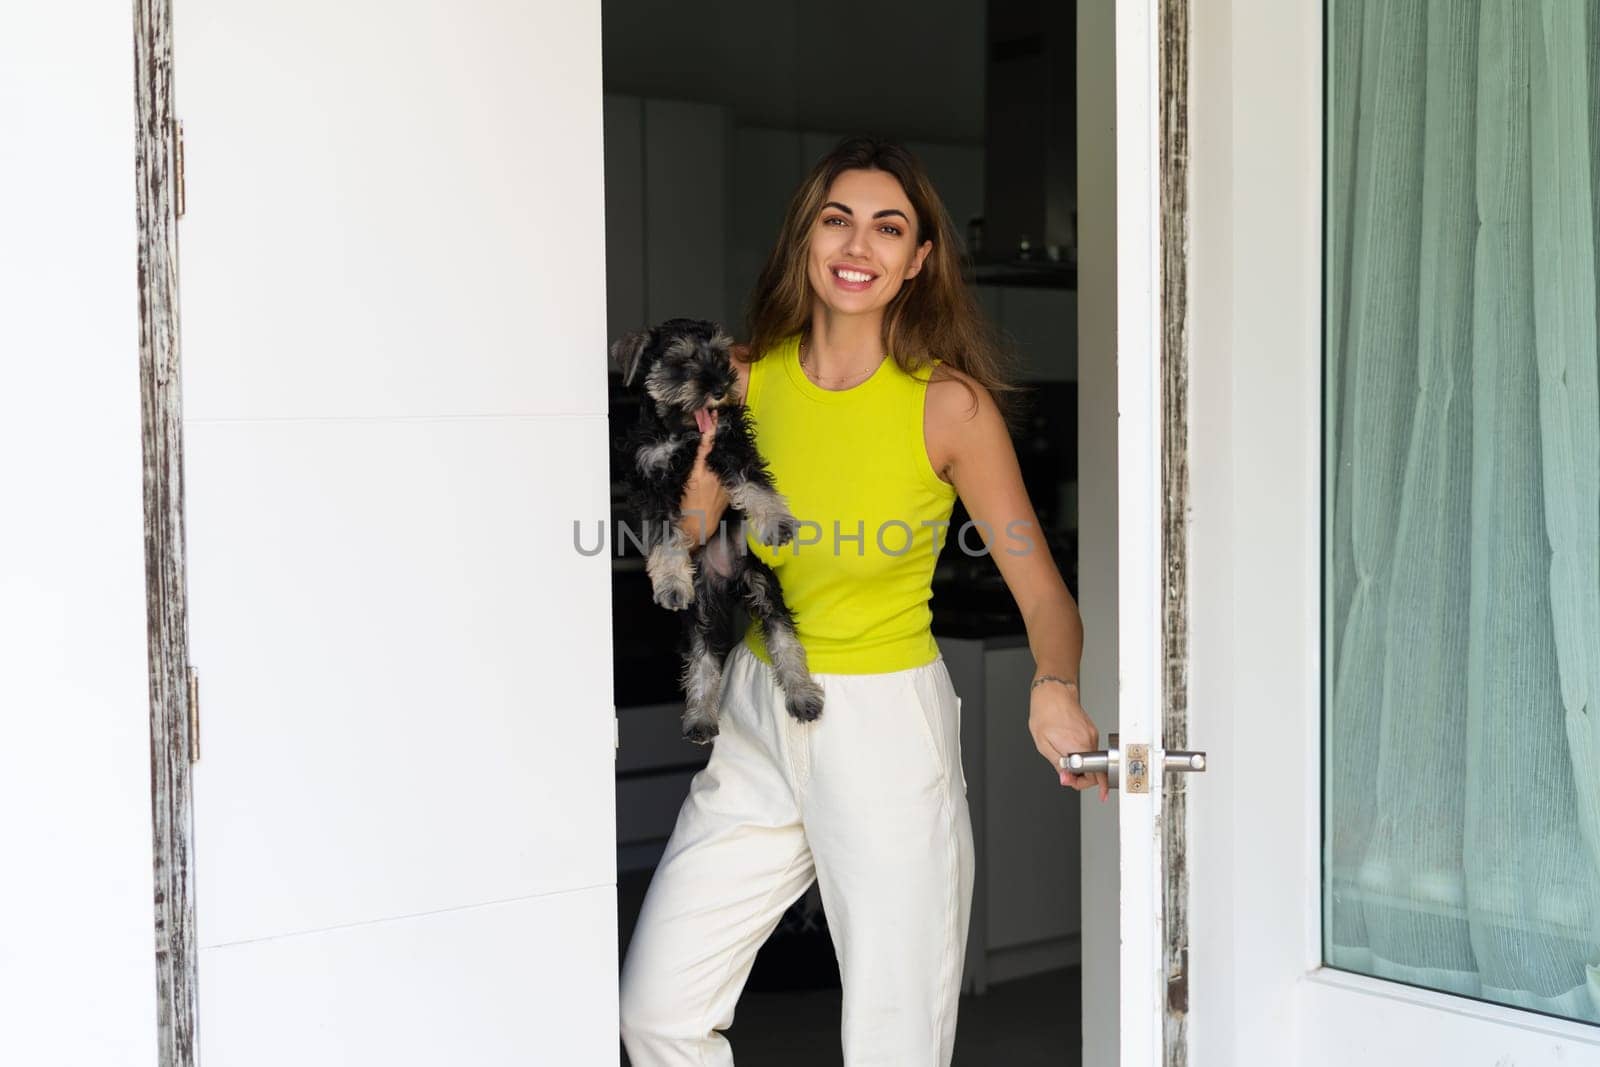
left=609, top=330, right=651, bottom=387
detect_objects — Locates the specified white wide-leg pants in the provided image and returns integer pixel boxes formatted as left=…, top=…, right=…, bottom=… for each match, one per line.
left=619, top=642, right=975, bottom=1066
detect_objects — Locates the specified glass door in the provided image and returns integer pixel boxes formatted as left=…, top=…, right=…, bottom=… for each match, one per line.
left=1321, top=0, right=1600, bottom=1031
left=1176, top=0, right=1600, bottom=1062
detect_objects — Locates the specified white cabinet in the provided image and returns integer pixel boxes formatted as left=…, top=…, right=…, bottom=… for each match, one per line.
left=615, top=700, right=708, bottom=873
left=603, top=95, right=646, bottom=344
left=906, top=138, right=986, bottom=248
left=643, top=99, right=729, bottom=327
left=603, top=95, right=731, bottom=338
left=983, top=285, right=1077, bottom=382
left=938, top=634, right=1082, bottom=995
left=727, top=127, right=806, bottom=329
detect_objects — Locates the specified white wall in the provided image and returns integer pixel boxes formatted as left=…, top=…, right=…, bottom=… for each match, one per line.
left=1186, top=1, right=1243, bottom=1061
left=173, top=1, right=618, bottom=1063
left=0, top=5, right=160, bottom=1065
left=1075, top=1, right=1121, bottom=1064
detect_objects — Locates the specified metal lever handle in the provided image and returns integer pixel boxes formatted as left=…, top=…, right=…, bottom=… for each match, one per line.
left=1164, top=751, right=1207, bottom=772
left=1064, top=750, right=1120, bottom=788
left=1060, top=733, right=1207, bottom=792
left=1061, top=732, right=1121, bottom=789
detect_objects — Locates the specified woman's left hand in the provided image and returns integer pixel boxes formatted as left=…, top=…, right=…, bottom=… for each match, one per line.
left=1029, top=684, right=1110, bottom=801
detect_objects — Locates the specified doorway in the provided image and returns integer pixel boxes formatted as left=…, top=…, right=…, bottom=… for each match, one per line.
left=601, top=2, right=1096, bottom=1062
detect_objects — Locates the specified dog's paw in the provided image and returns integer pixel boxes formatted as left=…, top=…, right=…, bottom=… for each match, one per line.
left=682, top=719, right=720, bottom=745
left=652, top=572, right=696, bottom=611
left=784, top=680, right=825, bottom=723
left=755, top=511, right=800, bottom=548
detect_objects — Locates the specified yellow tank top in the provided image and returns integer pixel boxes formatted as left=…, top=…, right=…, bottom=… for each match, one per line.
left=741, top=332, right=958, bottom=673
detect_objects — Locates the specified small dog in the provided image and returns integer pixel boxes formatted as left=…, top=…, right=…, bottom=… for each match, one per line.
left=611, top=318, right=826, bottom=743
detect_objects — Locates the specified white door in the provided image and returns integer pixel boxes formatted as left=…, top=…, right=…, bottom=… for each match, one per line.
left=1180, top=0, right=1600, bottom=1063
left=175, top=3, right=618, bottom=1063
left=1064, top=0, right=1208, bottom=1061
left=1097, top=2, right=1213, bottom=1064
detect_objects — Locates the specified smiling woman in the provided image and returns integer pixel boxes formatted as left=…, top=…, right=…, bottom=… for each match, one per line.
left=618, top=135, right=1102, bottom=1067
left=744, top=142, right=1020, bottom=421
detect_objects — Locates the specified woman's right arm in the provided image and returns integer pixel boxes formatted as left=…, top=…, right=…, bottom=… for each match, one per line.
left=677, top=415, right=728, bottom=550
left=676, top=343, right=749, bottom=551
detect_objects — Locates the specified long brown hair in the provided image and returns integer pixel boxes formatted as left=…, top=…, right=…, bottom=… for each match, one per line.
left=743, top=136, right=1025, bottom=431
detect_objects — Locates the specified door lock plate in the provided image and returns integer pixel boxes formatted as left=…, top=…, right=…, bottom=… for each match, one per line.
left=1125, top=743, right=1149, bottom=793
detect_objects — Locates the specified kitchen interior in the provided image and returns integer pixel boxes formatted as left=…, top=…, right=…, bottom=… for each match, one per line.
left=604, top=2, right=1086, bottom=1061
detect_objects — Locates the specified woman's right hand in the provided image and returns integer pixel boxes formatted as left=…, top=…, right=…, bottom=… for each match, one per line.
left=678, top=411, right=729, bottom=550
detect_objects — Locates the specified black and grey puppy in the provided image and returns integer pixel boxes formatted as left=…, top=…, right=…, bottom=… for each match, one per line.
left=611, top=317, right=826, bottom=743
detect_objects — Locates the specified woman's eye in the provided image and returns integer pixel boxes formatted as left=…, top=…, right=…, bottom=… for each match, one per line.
left=823, top=216, right=846, bottom=227
left=880, top=225, right=902, bottom=237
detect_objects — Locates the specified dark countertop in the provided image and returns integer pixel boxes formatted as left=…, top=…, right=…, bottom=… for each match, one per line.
left=970, top=260, right=1078, bottom=289
left=928, top=599, right=1029, bottom=642
left=933, top=627, right=1031, bottom=649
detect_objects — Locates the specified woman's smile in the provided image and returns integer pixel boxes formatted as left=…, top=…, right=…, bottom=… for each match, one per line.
left=829, top=262, right=879, bottom=292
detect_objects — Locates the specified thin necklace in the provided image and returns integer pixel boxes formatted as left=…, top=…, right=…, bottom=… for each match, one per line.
left=798, top=337, right=881, bottom=388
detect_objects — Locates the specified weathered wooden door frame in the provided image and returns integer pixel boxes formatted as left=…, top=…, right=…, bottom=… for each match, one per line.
left=134, top=0, right=198, bottom=1063
left=1158, top=0, right=1192, bottom=1062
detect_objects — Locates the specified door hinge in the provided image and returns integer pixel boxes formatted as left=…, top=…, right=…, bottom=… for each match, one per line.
left=614, top=711, right=620, bottom=758
left=186, top=665, right=200, bottom=763
left=1167, top=946, right=1189, bottom=1016
left=174, top=119, right=186, bottom=220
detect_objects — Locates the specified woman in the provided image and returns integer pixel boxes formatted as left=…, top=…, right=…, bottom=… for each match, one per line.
left=619, top=136, right=1105, bottom=1066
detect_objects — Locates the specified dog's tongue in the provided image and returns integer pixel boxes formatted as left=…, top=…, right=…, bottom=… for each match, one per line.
left=695, top=407, right=713, bottom=435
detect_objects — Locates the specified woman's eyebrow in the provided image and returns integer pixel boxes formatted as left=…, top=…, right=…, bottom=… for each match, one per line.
left=822, top=201, right=910, bottom=222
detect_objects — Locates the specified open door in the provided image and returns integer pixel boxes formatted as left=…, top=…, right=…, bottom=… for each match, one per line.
left=1104, top=2, right=1211, bottom=1062
left=1072, top=1, right=1211, bottom=1063
left=172, top=3, right=619, bottom=1062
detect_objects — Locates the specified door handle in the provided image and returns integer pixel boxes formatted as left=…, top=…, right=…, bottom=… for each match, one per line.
left=1060, top=733, right=1207, bottom=792
left=1061, top=731, right=1124, bottom=789
left=1163, top=751, right=1207, bottom=772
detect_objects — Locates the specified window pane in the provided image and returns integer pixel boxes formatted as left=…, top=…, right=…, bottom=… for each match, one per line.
left=1323, top=0, right=1600, bottom=1026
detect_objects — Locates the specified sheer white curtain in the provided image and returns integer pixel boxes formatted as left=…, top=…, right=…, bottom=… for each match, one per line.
left=1325, top=0, right=1600, bottom=1023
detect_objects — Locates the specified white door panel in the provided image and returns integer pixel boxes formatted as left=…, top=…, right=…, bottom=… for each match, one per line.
left=178, top=2, right=616, bottom=1058
left=197, top=885, right=616, bottom=1066
left=2, top=8, right=161, bottom=1061
left=187, top=415, right=615, bottom=947
left=175, top=0, right=608, bottom=422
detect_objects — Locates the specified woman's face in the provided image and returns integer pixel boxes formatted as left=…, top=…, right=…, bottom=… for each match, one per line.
left=805, top=167, right=934, bottom=319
